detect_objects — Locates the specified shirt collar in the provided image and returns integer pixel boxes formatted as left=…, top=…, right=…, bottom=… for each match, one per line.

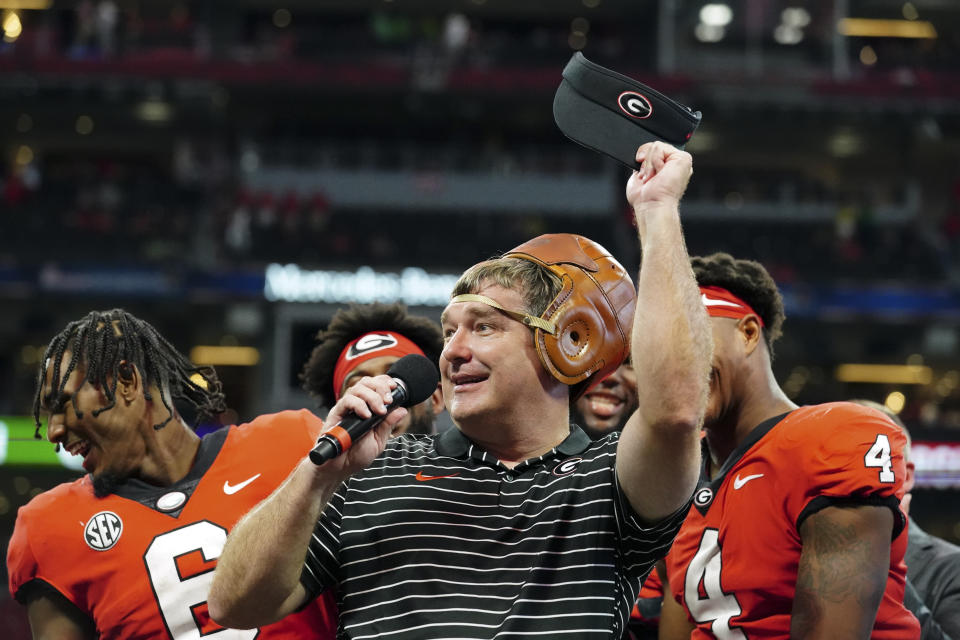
left=435, top=424, right=592, bottom=460
left=558, top=424, right=592, bottom=454
left=435, top=426, right=470, bottom=457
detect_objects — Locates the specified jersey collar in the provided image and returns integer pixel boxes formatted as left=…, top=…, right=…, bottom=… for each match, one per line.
left=102, top=426, right=230, bottom=514
left=694, top=411, right=792, bottom=515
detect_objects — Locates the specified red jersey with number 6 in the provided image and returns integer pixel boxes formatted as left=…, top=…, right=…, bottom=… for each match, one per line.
left=664, top=402, right=919, bottom=639
left=7, top=409, right=336, bottom=640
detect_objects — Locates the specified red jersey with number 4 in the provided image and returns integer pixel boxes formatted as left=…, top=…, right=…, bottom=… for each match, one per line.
left=665, top=402, right=919, bottom=639
left=7, top=409, right=337, bottom=640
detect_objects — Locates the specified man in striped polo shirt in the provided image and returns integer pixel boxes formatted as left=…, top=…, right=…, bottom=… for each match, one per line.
left=210, top=141, right=712, bottom=638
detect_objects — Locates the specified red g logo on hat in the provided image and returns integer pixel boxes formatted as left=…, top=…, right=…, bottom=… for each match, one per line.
left=618, top=91, right=652, bottom=119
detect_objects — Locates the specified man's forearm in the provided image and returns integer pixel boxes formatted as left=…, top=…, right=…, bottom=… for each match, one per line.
left=208, top=458, right=344, bottom=628
left=632, top=202, right=712, bottom=435
left=619, top=202, right=707, bottom=520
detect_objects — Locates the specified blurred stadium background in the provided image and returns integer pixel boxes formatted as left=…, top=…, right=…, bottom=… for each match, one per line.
left=1, top=0, right=959, bottom=634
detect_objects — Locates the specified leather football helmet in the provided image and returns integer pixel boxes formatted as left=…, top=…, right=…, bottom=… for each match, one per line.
left=505, top=234, right=635, bottom=400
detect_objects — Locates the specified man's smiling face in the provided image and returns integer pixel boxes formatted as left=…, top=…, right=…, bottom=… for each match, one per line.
left=439, top=283, right=554, bottom=428
left=575, top=363, right=638, bottom=437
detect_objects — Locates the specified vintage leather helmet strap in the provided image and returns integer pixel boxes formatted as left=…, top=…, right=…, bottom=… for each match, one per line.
left=449, top=294, right=557, bottom=335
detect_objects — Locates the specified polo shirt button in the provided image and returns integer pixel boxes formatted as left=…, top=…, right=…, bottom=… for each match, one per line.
left=504, top=474, right=515, bottom=482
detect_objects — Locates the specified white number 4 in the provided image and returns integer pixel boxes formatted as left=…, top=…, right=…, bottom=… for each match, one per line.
left=864, top=434, right=895, bottom=483
left=684, top=529, right=747, bottom=640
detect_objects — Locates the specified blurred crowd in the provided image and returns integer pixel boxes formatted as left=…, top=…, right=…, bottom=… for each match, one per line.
left=1, top=1, right=958, bottom=75
left=3, top=149, right=955, bottom=286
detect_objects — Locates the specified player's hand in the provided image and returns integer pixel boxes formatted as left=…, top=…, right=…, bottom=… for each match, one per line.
left=317, top=375, right=407, bottom=477
left=626, top=141, right=693, bottom=213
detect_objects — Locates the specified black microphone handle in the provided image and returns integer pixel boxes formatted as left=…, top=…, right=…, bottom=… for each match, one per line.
left=308, top=378, right=409, bottom=466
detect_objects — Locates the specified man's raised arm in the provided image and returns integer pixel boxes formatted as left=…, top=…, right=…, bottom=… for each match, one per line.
left=616, top=141, right=712, bottom=522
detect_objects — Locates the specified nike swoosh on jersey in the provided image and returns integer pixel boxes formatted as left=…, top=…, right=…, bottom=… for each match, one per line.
left=223, top=473, right=262, bottom=495
left=415, top=470, right=460, bottom=481
left=733, top=473, right=764, bottom=490
left=701, top=294, right=742, bottom=308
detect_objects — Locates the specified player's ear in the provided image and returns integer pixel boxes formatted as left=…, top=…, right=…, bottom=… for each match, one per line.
left=904, top=459, right=916, bottom=494
left=739, top=315, right=763, bottom=355
left=429, top=385, right=444, bottom=414
left=117, top=360, right=140, bottom=401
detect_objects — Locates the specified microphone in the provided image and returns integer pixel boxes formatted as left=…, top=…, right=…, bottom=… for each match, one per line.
left=309, top=354, right=440, bottom=466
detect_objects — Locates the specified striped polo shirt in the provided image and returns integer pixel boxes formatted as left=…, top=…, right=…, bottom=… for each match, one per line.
left=301, top=425, right=689, bottom=639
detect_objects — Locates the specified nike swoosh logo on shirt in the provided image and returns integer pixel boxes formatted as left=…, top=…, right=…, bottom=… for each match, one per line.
left=733, top=473, right=764, bottom=490
left=415, top=471, right=460, bottom=481
left=223, top=473, right=262, bottom=495
left=701, top=294, right=742, bottom=308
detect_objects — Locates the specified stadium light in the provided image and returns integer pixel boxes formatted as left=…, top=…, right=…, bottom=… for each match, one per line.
left=835, top=364, right=933, bottom=385
left=838, top=18, right=937, bottom=39
left=774, top=25, right=803, bottom=45
left=0, top=0, right=51, bottom=8
left=189, top=346, right=261, bottom=367
left=885, top=391, right=906, bottom=414
left=135, top=100, right=172, bottom=123
left=694, top=23, right=725, bottom=43
left=699, top=4, right=733, bottom=27
left=2, top=9, right=21, bottom=42
left=782, top=8, right=810, bottom=28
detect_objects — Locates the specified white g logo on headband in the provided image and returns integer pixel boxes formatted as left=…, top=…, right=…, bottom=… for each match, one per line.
left=347, top=333, right=399, bottom=359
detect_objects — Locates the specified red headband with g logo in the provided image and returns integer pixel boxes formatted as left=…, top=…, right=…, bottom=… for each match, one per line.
left=699, top=286, right=765, bottom=327
left=332, top=331, right=425, bottom=400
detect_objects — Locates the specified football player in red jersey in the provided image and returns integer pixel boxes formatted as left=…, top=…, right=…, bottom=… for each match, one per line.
left=6, top=309, right=336, bottom=639
left=300, top=302, right=445, bottom=436
left=658, top=253, right=919, bottom=639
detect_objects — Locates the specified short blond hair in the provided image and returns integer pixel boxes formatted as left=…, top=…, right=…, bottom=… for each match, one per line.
left=451, top=257, right=561, bottom=317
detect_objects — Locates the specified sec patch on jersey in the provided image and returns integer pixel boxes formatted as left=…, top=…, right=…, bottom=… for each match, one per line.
left=84, top=511, right=123, bottom=551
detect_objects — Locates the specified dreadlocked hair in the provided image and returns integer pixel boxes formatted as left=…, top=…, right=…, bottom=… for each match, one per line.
left=690, top=252, right=786, bottom=358
left=32, top=309, right=226, bottom=439
left=301, top=302, right=444, bottom=408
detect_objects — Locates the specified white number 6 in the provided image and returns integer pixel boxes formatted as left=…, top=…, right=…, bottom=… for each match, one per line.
left=144, top=521, right=259, bottom=639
